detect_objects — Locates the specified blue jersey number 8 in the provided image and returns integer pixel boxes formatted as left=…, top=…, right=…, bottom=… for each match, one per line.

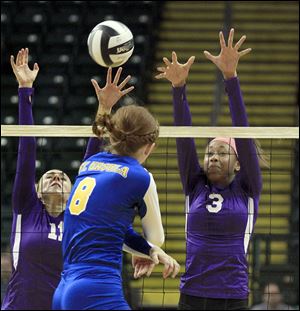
left=69, top=177, right=96, bottom=215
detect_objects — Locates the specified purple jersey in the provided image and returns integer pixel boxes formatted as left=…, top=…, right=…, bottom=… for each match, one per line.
left=172, top=77, right=262, bottom=299
left=1, top=88, right=64, bottom=310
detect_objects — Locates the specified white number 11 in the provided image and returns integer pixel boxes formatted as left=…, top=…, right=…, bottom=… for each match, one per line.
left=48, top=221, right=63, bottom=241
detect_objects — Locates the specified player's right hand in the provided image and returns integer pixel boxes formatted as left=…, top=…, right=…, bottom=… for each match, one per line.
left=10, top=48, right=39, bottom=88
left=91, top=67, right=134, bottom=114
left=155, top=51, right=195, bottom=88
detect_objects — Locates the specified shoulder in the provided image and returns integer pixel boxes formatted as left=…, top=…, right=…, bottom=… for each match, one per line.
left=129, top=165, right=151, bottom=185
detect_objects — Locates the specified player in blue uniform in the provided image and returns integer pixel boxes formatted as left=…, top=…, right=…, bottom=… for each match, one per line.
left=155, top=29, right=265, bottom=310
left=52, top=67, right=180, bottom=310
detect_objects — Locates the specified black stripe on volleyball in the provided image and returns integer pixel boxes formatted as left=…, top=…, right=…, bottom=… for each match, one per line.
left=89, top=25, right=119, bottom=66
left=101, top=25, right=120, bottom=66
left=107, top=39, right=134, bottom=55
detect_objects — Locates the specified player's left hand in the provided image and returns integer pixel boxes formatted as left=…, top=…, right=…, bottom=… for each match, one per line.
left=149, top=246, right=180, bottom=279
left=132, top=246, right=180, bottom=279
left=91, top=67, right=134, bottom=114
left=203, top=28, right=252, bottom=80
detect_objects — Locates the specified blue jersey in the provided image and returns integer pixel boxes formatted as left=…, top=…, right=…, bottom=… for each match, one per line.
left=62, top=151, right=164, bottom=271
left=172, top=77, right=262, bottom=299
left=55, top=151, right=164, bottom=309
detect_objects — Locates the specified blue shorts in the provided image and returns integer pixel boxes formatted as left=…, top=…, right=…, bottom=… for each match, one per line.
left=52, top=264, right=131, bottom=310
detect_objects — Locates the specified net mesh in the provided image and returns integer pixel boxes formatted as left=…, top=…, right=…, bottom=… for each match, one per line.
left=1, top=129, right=299, bottom=309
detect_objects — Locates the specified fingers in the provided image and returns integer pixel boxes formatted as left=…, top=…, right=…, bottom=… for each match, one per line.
left=203, top=51, right=216, bottom=63
left=162, top=257, right=173, bottom=279
left=133, top=263, right=155, bottom=279
left=133, top=265, right=140, bottom=279
left=234, top=35, right=246, bottom=50
left=121, top=86, right=134, bottom=96
left=19, top=48, right=25, bottom=66
left=155, top=72, right=166, bottom=80
left=91, top=79, right=101, bottom=94
left=106, top=67, right=112, bottom=84
left=163, top=57, right=171, bottom=67
left=145, top=263, right=155, bottom=277
left=228, top=28, right=234, bottom=48
left=185, top=55, right=195, bottom=70
left=10, top=55, right=16, bottom=71
left=239, top=48, right=252, bottom=57
left=219, top=31, right=226, bottom=49
left=156, top=67, right=166, bottom=73
left=113, top=67, right=122, bottom=85
left=171, top=260, right=180, bottom=278
left=135, top=265, right=148, bottom=279
left=24, top=47, right=29, bottom=65
left=171, top=51, right=177, bottom=63
left=33, top=63, right=39, bottom=72
left=11, top=48, right=30, bottom=71
left=118, top=75, right=131, bottom=90
left=16, top=50, right=22, bottom=66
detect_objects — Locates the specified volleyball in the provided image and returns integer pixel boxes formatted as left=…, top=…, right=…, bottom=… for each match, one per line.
left=87, top=20, right=134, bottom=68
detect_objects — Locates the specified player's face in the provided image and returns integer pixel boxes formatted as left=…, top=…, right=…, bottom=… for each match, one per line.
left=38, top=170, right=72, bottom=196
left=203, top=141, right=240, bottom=186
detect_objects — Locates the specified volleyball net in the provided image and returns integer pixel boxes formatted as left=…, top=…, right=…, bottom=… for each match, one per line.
left=1, top=125, right=299, bottom=309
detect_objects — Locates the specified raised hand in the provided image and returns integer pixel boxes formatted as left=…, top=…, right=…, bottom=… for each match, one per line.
left=155, top=51, right=195, bottom=87
left=204, top=28, right=251, bottom=80
left=10, top=48, right=39, bottom=88
left=91, top=67, right=134, bottom=114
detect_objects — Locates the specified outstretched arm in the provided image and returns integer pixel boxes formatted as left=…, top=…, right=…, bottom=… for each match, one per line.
left=155, top=52, right=205, bottom=196
left=204, top=28, right=262, bottom=196
left=10, top=48, right=40, bottom=213
left=83, top=67, right=134, bottom=161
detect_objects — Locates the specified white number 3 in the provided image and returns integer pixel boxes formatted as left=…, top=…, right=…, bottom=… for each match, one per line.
left=206, top=193, right=224, bottom=213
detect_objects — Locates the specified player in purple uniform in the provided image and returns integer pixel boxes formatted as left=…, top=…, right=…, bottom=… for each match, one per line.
left=154, top=29, right=262, bottom=310
left=1, top=48, right=73, bottom=310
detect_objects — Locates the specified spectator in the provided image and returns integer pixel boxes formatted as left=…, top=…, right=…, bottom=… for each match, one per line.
left=251, top=282, right=296, bottom=310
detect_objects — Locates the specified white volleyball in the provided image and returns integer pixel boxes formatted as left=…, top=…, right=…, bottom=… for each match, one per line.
left=87, top=20, right=134, bottom=68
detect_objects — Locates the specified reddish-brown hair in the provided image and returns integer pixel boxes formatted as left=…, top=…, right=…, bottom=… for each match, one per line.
left=92, top=105, right=159, bottom=156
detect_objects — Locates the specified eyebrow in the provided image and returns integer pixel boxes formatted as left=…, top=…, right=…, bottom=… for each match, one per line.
left=47, top=172, right=65, bottom=176
left=207, top=146, right=228, bottom=151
